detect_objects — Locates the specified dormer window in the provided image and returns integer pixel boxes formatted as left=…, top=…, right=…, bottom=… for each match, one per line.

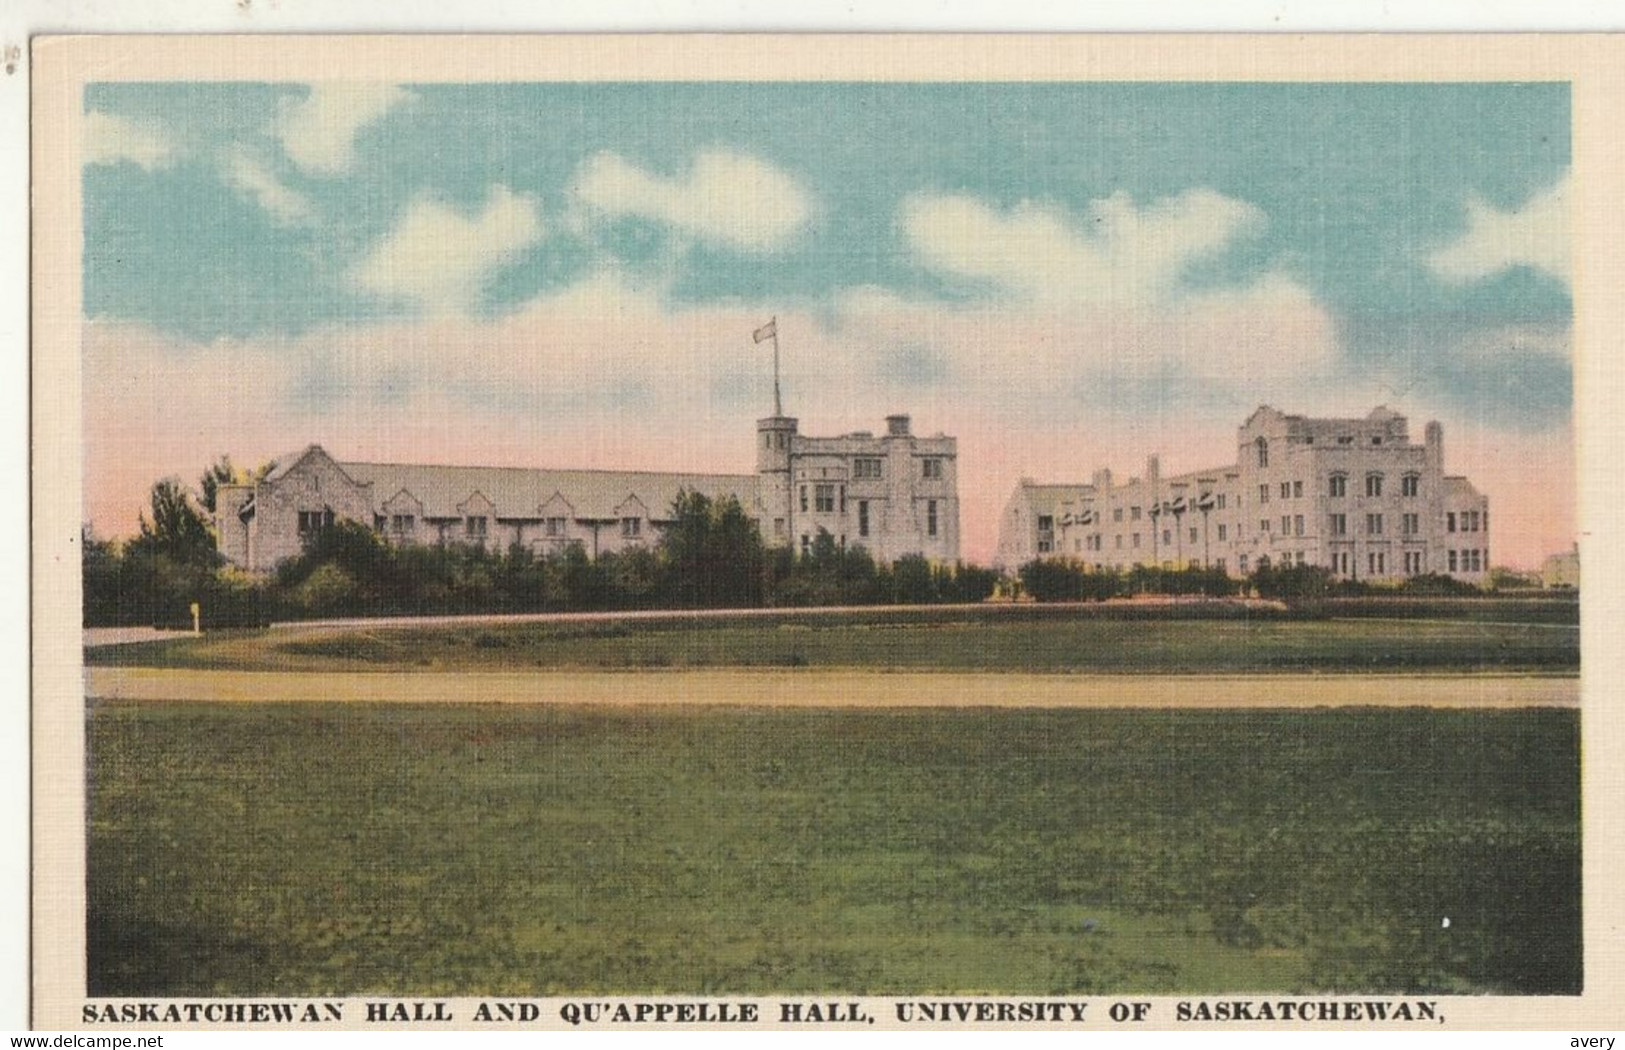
left=622, top=517, right=641, bottom=538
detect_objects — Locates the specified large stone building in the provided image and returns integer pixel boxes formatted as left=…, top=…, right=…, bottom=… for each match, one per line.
left=994, top=405, right=1490, bottom=584
left=215, top=411, right=959, bottom=572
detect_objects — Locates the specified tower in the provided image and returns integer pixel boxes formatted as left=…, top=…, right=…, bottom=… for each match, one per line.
left=757, top=414, right=798, bottom=547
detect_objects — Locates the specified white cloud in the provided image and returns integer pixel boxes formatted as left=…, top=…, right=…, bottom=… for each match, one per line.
left=902, top=188, right=1265, bottom=307
left=573, top=150, right=814, bottom=252
left=276, top=84, right=410, bottom=176
left=83, top=111, right=173, bottom=170
left=222, top=152, right=315, bottom=225
left=1428, top=174, right=1569, bottom=286
left=351, top=185, right=544, bottom=317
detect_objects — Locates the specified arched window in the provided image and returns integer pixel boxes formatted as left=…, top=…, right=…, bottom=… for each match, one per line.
left=1255, top=437, right=1269, bottom=468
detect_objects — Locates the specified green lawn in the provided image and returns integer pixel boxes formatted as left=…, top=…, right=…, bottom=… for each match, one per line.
left=87, top=611, right=1579, bottom=675
left=87, top=702, right=1580, bottom=996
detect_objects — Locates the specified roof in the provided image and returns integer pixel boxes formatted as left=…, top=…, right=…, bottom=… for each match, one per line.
left=335, top=461, right=759, bottom=521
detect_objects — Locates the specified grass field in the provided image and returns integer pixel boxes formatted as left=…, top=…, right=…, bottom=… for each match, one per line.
left=86, top=610, right=1579, bottom=675
left=87, top=701, right=1580, bottom=996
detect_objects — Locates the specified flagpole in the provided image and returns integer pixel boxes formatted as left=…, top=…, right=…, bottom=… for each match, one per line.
left=771, top=315, right=782, bottom=416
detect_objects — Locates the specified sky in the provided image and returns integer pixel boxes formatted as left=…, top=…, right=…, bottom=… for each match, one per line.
left=80, top=81, right=1572, bottom=568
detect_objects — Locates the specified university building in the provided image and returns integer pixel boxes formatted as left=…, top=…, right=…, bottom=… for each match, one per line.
left=994, top=405, right=1490, bottom=583
left=214, top=411, right=959, bottom=573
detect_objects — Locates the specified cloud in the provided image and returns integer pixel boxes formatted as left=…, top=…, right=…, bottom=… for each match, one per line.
left=902, top=188, right=1265, bottom=307
left=573, top=151, right=814, bottom=252
left=83, top=111, right=174, bottom=170
left=222, top=152, right=315, bottom=225
left=351, top=185, right=544, bottom=317
left=1428, top=174, right=1569, bottom=286
left=276, top=84, right=410, bottom=175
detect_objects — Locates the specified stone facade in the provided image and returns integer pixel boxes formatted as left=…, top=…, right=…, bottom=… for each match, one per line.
left=995, top=406, right=1490, bottom=584
left=216, top=412, right=960, bottom=572
left=757, top=413, right=959, bottom=566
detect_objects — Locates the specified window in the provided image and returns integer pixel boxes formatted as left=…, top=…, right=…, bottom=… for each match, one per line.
left=1449, top=549, right=1459, bottom=572
left=1331, top=551, right=1350, bottom=574
left=774, top=517, right=785, bottom=537
left=1337, top=435, right=1354, bottom=445
left=1294, top=515, right=1304, bottom=537
left=298, top=511, right=317, bottom=535
left=1162, top=529, right=1171, bottom=546
left=1037, top=515, right=1054, bottom=533
left=1372, top=436, right=1383, bottom=446
left=1329, top=513, right=1347, bottom=536
left=1402, top=474, right=1420, bottom=497
left=1256, top=437, right=1269, bottom=468
left=1369, top=551, right=1386, bottom=574
left=1281, top=515, right=1291, bottom=534
left=1405, top=550, right=1424, bottom=575
left=391, top=514, right=414, bottom=534
left=799, top=486, right=808, bottom=513
left=928, top=500, right=939, bottom=537
left=1217, top=494, right=1227, bottom=510
left=1260, top=519, right=1271, bottom=533
left=858, top=501, right=870, bottom=538
left=1115, top=535, right=1123, bottom=549
left=1217, top=523, right=1228, bottom=541
left=1215, top=558, right=1226, bottom=572
left=1259, top=484, right=1270, bottom=504
left=1471, top=549, right=1483, bottom=572
left=1365, top=473, right=1384, bottom=498
left=1189, top=527, right=1198, bottom=544
left=373, top=514, right=385, bottom=531
left=776, top=432, right=786, bottom=450
left=1239, top=554, right=1250, bottom=572
left=815, top=484, right=835, bottom=513
left=466, top=516, right=488, bottom=539
left=1131, top=506, right=1142, bottom=521
left=854, top=457, right=883, bottom=479
left=1402, top=513, right=1419, bottom=536
left=1366, top=513, right=1384, bottom=535
left=1132, top=533, right=1141, bottom=549
left=546, top=517, right=567, bottom=537
left=1113, top=508, right=1124, bottom=523
left=1280, top=482, right=1291, bottom=500
left=1293, top=480, right=1303, bottom=499
left=621, top=517, right=641, bottom=538
left=922, top=458, right=943, bottom=479
left=1329, top=474, right=1347, bottom=498
left=1447, top=512, right=1457, bottom=532
left=801, top=535, right=811, bottom=555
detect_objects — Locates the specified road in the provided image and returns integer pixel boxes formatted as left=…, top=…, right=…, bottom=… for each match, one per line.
left=85, top=668, right=1578, bottom=709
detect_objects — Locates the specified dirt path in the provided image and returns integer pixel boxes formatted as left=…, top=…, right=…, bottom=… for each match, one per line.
left=84, top=668, right=1578, bottom=709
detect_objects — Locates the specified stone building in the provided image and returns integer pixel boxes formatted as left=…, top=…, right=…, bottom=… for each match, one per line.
left=994, top=405, right=1489, bottom=584
left=214, top=410, right=959, bottom=573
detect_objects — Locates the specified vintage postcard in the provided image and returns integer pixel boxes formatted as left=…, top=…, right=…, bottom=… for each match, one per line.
left=30, top=34, right=1622, bottom=1031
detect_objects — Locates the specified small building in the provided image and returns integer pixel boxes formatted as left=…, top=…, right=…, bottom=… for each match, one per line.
left=994, top=405, right=1490, bottom=584
left=1542, top=545, right=1580, bottom=589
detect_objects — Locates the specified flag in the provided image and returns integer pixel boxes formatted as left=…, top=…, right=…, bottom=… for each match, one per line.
left=1197, top=491, right=1216, bottom=511
left=1171, top=496, right=1188, bottom=514
left=753, top=319, right=777, bottom=344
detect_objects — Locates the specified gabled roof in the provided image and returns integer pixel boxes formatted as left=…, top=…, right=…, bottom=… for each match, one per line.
left=336, top=461, right=758, bottom=522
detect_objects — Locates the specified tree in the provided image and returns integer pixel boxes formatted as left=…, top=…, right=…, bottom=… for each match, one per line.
left=661, top=489, right=767, bottom=608
left=127, top=478, right=220, bottom=568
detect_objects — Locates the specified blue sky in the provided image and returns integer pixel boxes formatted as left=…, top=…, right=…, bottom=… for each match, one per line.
left=80, top=81, right=1573, bottom=563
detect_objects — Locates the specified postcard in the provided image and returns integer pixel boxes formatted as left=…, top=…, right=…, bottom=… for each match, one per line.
left=30, top=34, right=1622, bottom=1030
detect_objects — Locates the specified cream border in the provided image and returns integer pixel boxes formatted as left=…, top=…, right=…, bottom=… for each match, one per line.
left=31, top=33, right=1625, bottom=1029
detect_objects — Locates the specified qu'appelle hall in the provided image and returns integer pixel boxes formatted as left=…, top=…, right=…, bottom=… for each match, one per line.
left=994, top=405, right=1490, bottom=583
left=214, top=409, right=961, bottom=573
